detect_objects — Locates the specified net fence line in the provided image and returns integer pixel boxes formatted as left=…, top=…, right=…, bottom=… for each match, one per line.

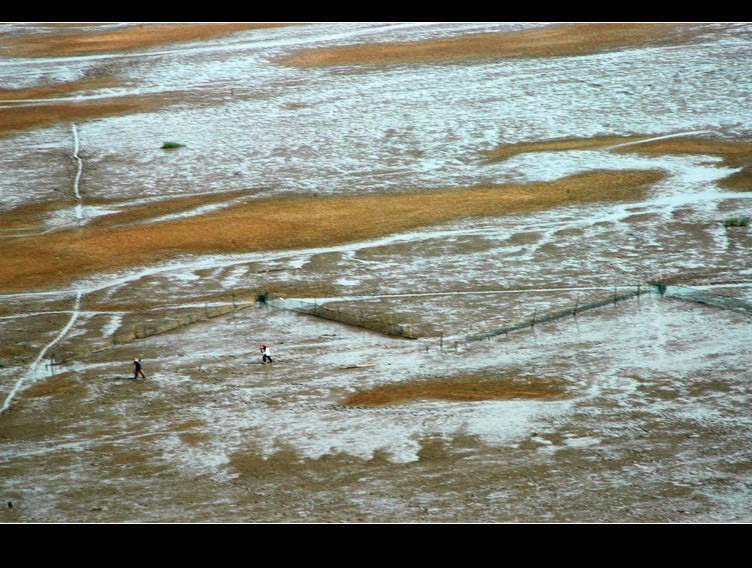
left=664, top=285, right=752, bottom=316
left=51, top=293, right=257, bottom=364
left=277, top=285, right=657, bottom=302
left=465, top=284, right=655, bottom=342
left=111, top=299, right=256, bottom=345
left=465, top=282, right=752, bottom=343
left=668, top=280, right=752, bottom=290
left=266, top=282, right=662, bottom=341
left=47, top=277, right=752, bottom=367
left=266, top=296, right=418, bottom=339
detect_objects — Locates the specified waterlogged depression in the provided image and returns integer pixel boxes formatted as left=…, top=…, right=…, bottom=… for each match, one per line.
left=1, top=22, right=752, bottom=522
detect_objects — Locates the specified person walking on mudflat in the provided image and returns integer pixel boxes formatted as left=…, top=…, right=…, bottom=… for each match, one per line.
left=133, top=357, right=146, bottom=380
left=260, top=344, right=273, bottom=364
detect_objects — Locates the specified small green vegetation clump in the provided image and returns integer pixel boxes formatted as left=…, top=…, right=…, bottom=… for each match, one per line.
left=723, top=217, right=750, bottom=227
left=161, top=141, right=184, bottom=150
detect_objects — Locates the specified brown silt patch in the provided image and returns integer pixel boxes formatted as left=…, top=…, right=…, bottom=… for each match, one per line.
left=4, top=23, right=298, bottom=58
left=281, top=23, right=698, bottom=66
left=22, top=375, right=83, bottom=399
left=0, top=169, right=665, bottom=293
left=719, top=167, right=752, bottom=191
left=0, top=76, right=175, bottom=138
left=0, top=93, right=174, bottom=138
left=0, top=78, right=120, bottom=101
left=342, top=372, right=573, bottom=406
left=610, top=136, right=752, bottom=190
left=83, top=190, right=251, bottom=229
left=612, top=137, right=752, bottom=168
left=482, top=135, right=655, bottom=163
left=483, top=133, right=752, bottom=192
left=0, top=190, right=249, bottom=231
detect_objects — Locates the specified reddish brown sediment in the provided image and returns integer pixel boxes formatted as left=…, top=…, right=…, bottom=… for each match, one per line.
left=0, top=24, right=298, bottom=136
left=0, top=169, right=665, bottom=294
left=82, top=190, right=251, bottom=229
left=611, top=137, right=752, bottom=168
left=0, top=77, right=162, bottom=137
left=611, top=136, right=752, bottom=191
left=342, top=373, right=573, bottom=406
left=485, top=135, right=752, bottom=166
left=281, top=23, right=698, bottom=66
left=22, top=375, right=83, bottom=398
left=0, top=78, right=120, bottom=101
left=484, top=134, right=752, bottom=191
left=718, top=167, right=752, bottom=191
left=4, top=23, right=298, bottom=58
left=482, top=135, right=655, bottom=163
left=0, top=191, right=251, bottom=233
left=0, top=93, right=175, bottom=137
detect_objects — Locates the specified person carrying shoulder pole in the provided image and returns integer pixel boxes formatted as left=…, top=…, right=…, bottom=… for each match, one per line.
left=260, top=344, right=273, bottom=364
left=133, top=357, right=146, bottom=380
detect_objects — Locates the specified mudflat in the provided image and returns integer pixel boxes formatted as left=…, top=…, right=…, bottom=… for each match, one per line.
left=281, top=23, right=698, bottom=66
left=2, top=22, right=751, bottom=524
left=0, top=96, right=170, bottom=138
left=0, top=169, right=665, bottom=293
left=342, top=372, right=573, bottom=405
left=3, top=23, right=296, bottom=57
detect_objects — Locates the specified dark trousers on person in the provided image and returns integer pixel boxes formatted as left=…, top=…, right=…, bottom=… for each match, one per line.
left=262, top=355, right=273, bottom=364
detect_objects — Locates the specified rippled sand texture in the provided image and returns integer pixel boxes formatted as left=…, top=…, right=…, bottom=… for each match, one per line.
left=1, top=22, right=751, bottom=523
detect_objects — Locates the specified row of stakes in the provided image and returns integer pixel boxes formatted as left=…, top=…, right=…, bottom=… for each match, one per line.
left=44, top=282, right=669, bottom=369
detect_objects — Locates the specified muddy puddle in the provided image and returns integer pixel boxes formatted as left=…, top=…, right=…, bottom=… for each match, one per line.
left=1, top=22, right=751, bottom=523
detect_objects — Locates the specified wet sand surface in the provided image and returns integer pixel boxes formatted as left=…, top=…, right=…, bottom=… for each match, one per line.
left=279, top=23, right=697, bottom=66
left=1, top=22, right=751, bottom=523
left=0, top=169, right=664, bottom=293
left=2, top=23, right=296, bottom=58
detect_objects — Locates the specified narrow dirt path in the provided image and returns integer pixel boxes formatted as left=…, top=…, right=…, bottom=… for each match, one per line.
left=0, top=290, right=82, bottom=413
